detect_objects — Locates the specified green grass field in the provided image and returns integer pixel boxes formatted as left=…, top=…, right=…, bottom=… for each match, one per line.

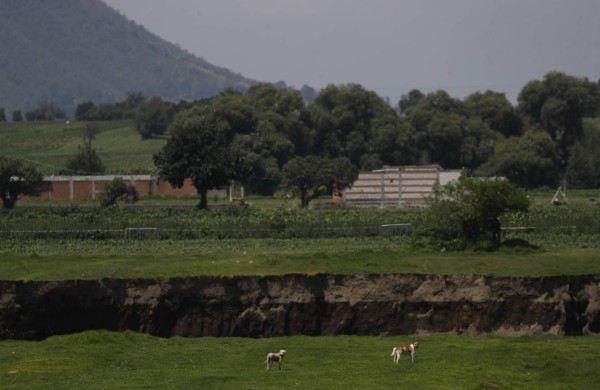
left=1, top=331, right=598, bottom=389
left=1, top=238, right=599, bottom=281
left=0, top=120, right=164, bottom=175
left=2, top=121, right=600, bottom=388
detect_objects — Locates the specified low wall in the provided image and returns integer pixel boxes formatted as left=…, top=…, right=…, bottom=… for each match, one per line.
left=1, top=274, right=599, bottom=340
left=23, top=175, right=214, bottom=201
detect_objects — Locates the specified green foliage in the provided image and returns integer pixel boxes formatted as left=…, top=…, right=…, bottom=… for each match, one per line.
left=100, top=177, right=139, bottom=207
left=518, top=71, right=600, bottom=158
left=464, top=90, right=524, bottom=137
left=421, top=178, right=530, bottom=249
left=11, top=110, right=22, bottom=122
left=1, top=332, right=599, bottom=389
left=476, top=130, right=561, bottom=188
left=0, top=156, right=43, bottom=209
left=565, top=119, right=600, bottom=188
left=0, top=107, right=6, bottom=122
left=398, top=88, right=424, bottom=113
left=133, top=96, right=175, bottom=139
left=24, top=101, right=66, bottom=121
left=280, top=156, right=333, bottom=209
left=64, top=123, right=106, bottom=175
left=154, top=103, right=257, bottom=209
left=405, top=90, right=500, bottom=170
left=0, top=120, right=164, bottom=175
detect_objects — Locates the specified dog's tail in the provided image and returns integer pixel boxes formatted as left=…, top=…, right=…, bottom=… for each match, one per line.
left=391, top=347, right=397, bottom=357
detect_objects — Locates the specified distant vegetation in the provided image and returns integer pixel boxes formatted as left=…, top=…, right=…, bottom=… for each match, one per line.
left=0, top=120, right=163, bottom=175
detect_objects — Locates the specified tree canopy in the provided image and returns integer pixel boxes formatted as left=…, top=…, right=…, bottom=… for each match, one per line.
left=421, top=177, right=530, bottom=249
left=153, top=104, right=255, bottom=209
left=0, top=156, right=43, bottom=209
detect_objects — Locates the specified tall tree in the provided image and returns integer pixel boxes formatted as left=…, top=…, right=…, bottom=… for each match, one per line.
left=280, top=155, right=333, bottom=209
left=134, top=96, right=175, bottom=139
left=64, top=123, right=106, bottom=175
left=518, top=72, right=600, bottom=158
left=312, top=83, right=399, bottom=167
left=476, top=130, right=561, bottom=188
left=464, top=90, right=523, bottom=137
left=565, top=119, right=600, bottom=188
left=0, top=156, right=43, bottom=209
left=11, top=110, right=22, bottom=122
left=153, top=105, right=254, bottom=209
left=398, top=89, right=424, bottom=114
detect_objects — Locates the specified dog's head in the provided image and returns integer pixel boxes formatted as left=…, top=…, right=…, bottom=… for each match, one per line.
left=412, top=342, right=419, bottom=349
left=279, top=350, right=287, bottom=356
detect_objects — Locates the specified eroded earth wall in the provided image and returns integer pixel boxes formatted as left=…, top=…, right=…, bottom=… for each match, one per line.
left=1, top=274, right=600, bottom=340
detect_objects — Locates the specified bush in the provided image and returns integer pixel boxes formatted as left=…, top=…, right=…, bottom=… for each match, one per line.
left=100, top=178, right=139, bottom=207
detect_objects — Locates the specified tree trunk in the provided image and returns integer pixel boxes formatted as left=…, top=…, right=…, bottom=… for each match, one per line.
left=1, top=194, right=16, bottom=209
left=197, top=188, right=208, bottom=210
left=300, top=190, right=309, bottom=209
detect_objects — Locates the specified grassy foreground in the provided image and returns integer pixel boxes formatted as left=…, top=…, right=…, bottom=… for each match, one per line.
left=1, top=331, right=598, bottom=389
left=2, top=238, right=600, bottom=280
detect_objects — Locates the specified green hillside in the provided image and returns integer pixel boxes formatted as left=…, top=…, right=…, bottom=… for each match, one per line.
left=0, top=121, right=164, bottom=175
left=0, top=0, right=254, bottom=117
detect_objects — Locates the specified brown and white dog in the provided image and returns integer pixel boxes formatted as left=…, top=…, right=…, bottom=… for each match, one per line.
left=391, top=341, right=419, bottom=364
left=265, top=349, right=286, bottom=370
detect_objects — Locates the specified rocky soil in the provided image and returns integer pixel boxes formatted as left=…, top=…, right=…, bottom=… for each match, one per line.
left=1, top=274, right=599, bottom=340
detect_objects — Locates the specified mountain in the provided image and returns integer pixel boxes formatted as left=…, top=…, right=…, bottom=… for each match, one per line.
left=0, top=0, right=255, bottom=117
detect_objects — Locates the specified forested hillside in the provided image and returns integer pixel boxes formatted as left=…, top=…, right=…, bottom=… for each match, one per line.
left=0, top=0, right=254, bottom=116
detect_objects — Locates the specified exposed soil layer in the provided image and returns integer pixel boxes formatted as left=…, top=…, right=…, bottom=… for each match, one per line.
left=1, top=274, right=600, bottom=340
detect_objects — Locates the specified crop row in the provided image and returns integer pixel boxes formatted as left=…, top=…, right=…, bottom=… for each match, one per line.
left=1, top=204, right=599, bottom=241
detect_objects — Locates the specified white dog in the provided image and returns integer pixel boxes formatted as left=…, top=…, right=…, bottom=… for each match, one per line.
left=265, top=349, right=286, bottom=370
left=391, top=341, right=419, bottom=364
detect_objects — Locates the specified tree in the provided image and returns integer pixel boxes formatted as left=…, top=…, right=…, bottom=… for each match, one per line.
left=312, top=83, right=400, bottom=167
left=398, top=89, right=424, bottom=114
left=0, top=108, right=6, bottom=122
left=280, top=155, right=333, bottom=209
left=64, top=123, right=106, bottom=175
left=25, top=101, right=66, bottom=121
left=518, top=72, right=600, bottom=158
left=100, top=177, right=139, bottom=207
left=464, top=90, right=523, bottom=137
left=421, top=177, right=530, bottom=249
left=565, top=119, right=600, bottom=188
left=134, top=96, right=174, bottom=139
left=12, top=110, right=22, bottom=122
left=153, top=105, right=255, bottom=209
left=0, top=156, right=43, bottom=209
left=476, top=130, right=561, bottom=188
left=75, top=101, right=96, bottom=120
left=330, top=157, right=359, bottom=198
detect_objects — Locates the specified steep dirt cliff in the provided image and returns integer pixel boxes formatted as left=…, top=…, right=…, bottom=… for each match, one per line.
left=1, top=274, right=599, bottom=340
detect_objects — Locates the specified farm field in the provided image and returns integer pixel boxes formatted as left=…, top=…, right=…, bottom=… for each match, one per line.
left=0, top=120, right=163, bottom=175
left=1, top=331, right=598, bottom=389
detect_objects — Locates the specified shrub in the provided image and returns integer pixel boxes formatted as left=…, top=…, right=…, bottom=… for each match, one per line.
left=100, top=178, right=139, bottom=207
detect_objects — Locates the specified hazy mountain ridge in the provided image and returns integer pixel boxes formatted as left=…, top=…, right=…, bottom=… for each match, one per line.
left=0, top=0, right=255, bottom=116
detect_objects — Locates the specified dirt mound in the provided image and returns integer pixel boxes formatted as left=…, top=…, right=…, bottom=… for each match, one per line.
left=1, top=274, right=599, bottom=340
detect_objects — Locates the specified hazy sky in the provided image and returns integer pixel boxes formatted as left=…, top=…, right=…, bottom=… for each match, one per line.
left=102, top=0, right=600, bottom=103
